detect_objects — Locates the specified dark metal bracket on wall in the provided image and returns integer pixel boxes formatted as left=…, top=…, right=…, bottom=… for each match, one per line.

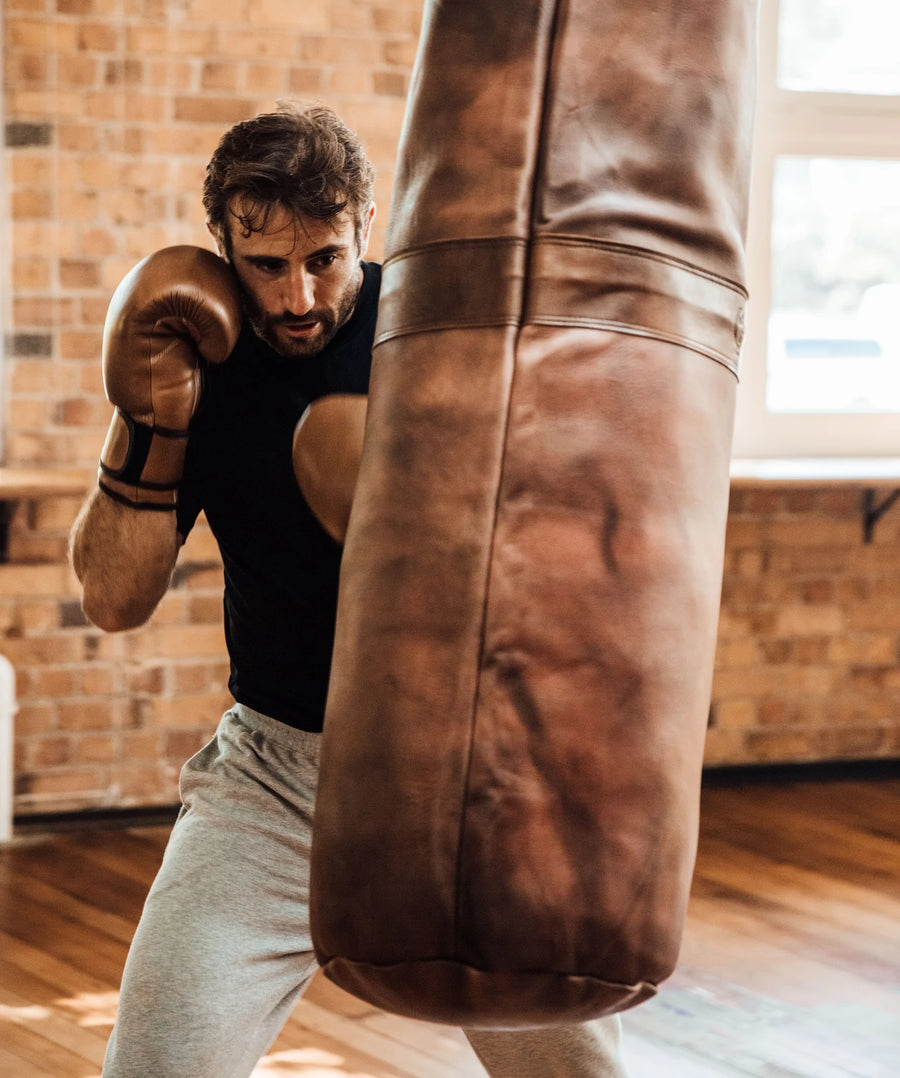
left=0, top=500, right=15, bottom=563
left=862, top=488, right=900, bottom=543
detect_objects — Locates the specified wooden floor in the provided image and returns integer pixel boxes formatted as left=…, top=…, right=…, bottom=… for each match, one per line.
left=1, top=774, right=897, bottom=1077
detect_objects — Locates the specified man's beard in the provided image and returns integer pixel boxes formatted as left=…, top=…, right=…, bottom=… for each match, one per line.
left=243, top=273, right=361, bottom=358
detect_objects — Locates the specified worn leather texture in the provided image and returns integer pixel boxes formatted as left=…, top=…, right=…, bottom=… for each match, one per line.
left=99, top=245, right=241, bottom=508
left=311, top=0, right=758, bottom=1027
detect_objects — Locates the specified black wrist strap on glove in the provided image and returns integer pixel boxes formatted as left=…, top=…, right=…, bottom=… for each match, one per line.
left=97, top=409, right=187, bottom=510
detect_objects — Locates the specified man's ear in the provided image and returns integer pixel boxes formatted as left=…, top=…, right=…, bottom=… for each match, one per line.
left=359, top=204, right=376, bottom=258
left=207, top=221, right=228, bottom=261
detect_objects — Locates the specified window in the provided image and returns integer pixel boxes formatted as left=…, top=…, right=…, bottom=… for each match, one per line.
left=731, top=0, right=900, bottom=459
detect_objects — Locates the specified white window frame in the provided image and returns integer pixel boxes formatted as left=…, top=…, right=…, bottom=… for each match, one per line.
left=732, top=0, right=900, bottom=460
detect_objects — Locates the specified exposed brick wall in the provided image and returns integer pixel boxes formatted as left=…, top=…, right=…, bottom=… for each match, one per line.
left=2, top=1, right=897, bottom=817
left=2, top=0, right=420, bottom=815
left=709, top=484, right=900, bottom=766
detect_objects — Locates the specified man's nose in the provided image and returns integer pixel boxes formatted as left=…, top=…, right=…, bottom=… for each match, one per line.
left=282, top=269, right=315, bottom=315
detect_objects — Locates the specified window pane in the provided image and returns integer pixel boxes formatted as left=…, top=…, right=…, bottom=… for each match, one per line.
left=778, top=0, right=900, bottom=95
left=767, top=157, right=900, bottom=414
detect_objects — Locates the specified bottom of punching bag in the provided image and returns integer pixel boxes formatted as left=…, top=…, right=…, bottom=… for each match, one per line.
left=320, top=957, right=658, bottom=1028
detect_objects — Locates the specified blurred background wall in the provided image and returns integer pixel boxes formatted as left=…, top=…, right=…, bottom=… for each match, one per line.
left=1, top=0, right=898, bottom=819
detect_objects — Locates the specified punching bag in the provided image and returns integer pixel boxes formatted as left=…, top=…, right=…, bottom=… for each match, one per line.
left=311, top=0, right=758, bottom=1027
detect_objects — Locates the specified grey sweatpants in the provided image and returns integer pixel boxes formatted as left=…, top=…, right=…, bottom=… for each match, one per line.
left=103, top=704, right=627, bottom=1077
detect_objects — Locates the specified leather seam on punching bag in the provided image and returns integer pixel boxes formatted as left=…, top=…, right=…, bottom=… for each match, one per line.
left=450, top=0, right=568, bottom=964
left=525, top=319, right=740, bottom=375
left=526, top=235, right=747, bottom=375
left=373, top=237, right=529, bottom=346
left=374, top=232, right=747, bottom=374
left=534, top=235, right=748, bottom=290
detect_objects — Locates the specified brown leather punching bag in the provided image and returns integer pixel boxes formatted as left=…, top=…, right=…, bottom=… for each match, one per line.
left=311, top=0, right=758, bottom=1028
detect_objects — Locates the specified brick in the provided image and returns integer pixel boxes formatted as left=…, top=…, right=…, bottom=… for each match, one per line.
left=12, top=702, right=58, bottom=737
left=146, top=593, right=188, bottom=626
left=288, top=67, right=326, bottom=95
left=15, top=768, right=106, bottom=801
left=149, top=690, right=232, bottom=727
left=381, top=37, right=419, bottom=67
left=81, top=664, right=117, bottom=695
left=757, top=699, right=792, bottom=726
left=815, top=724, right=890, bottom=760
left=743, top=728, right=818, bottom=763
left=7, top=534, right=70, bottom=563
left=129, top=624, right=227, bottom=661
left=187, top=595, right=223, bottom=623
left=7, top=398, right=54, bottom=429
left=372, top=70, right=407, bottom=97
left=120, top=731, right=164, bottom=761
left=168, top=28, right=218, bottom=56
left=216, top=29, right=297, bottom=60
left=5, top=119, right=53, bottom=146
left=827, top=634, right=897, bottom=665
left=173, top=661, right=227, bottom=693
left=711, top=697, right=757, bottom=729
left=58, top=53, right=99, bottom=86
left=57, top=698, right=124, bottom=732
left=12, top=189, right=53, bottom=218
left=0, top=564, right=72, bottom=598
left=372, top=5, right=422, bottom=33
left=58, top=187, right=100, bottom=220
left=774, top=603, right=844, bottom=636
left=6, top=51, right=50, bottom=84
left=6, top=332, right=52, bottom=357
left=165, top=728, right=212, bottom=761
left=12, top=257, right=52, bottom=291
left=120, top=94, right=168, bottom=123
left=702, top=727, right=748, bottom=766
left=717, top=634, right=762, bottom=668
left=10, top=88, right=84, bottom=118
left=76, top=22, right=122, bottom=51
left=201, top=62, right=240, bottom=91
left=115, top=763, right=180, bottom=803
left=75, top=733, right=117, bottom=764
left=29, top=735, right=74, bottom=767
left=126, top=26, right=168, bottom=53
left=244, top=63, right=288, bottom=96
left=14, top=600, right=63, bottom=633
left=9, top=151, right=53, bottom=185
left=173, top=95, right=256, bottom=124
left=252, top=0, right=328, bottom=24
left=104, top=58, right=145, bottom=86
left=124, top=227, right=180, bottom=259
left=59, top=259, right=101, bottom=289
left=126, top=663, right=166, bottom=694
left=81, top=630, right=129, bottom=662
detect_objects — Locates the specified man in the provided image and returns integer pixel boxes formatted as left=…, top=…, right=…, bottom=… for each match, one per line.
left=70, top=101, right=627, bottom=1077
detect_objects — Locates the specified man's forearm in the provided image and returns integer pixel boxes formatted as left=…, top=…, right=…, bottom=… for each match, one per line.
left=70, top=489, right=181, bottom=631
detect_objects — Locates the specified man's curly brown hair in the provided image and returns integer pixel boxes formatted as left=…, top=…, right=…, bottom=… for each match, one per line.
left=203, top=101, right=375, bottom=256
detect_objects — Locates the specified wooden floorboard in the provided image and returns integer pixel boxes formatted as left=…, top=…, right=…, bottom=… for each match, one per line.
left=1, top=776, right=897, bottom=1077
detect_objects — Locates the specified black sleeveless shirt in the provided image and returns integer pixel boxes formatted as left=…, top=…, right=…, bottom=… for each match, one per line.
left=176, top=261, right=381, bottom=731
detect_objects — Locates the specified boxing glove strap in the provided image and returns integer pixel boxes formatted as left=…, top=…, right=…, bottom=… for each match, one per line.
left=97, top=477, right=178, bottom=512
left=97, top=409, right=187, bottom=510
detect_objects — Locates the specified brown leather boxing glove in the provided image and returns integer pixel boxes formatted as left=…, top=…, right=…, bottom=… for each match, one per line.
left=98, top=245, right=242, bottom=510
left=292, top=394, right=368, bottom=543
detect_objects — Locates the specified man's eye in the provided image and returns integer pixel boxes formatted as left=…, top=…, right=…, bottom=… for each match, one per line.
left=314, top=254, right=338, bottom=270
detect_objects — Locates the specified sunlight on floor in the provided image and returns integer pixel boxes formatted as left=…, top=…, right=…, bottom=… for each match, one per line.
left=56, top=990, right=120, bottom=1028
left=254, top=1047, right=384, bottom=1076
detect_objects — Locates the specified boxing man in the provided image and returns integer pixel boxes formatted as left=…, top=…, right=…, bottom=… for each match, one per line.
left=69, top=102, right=627, bottom=1078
